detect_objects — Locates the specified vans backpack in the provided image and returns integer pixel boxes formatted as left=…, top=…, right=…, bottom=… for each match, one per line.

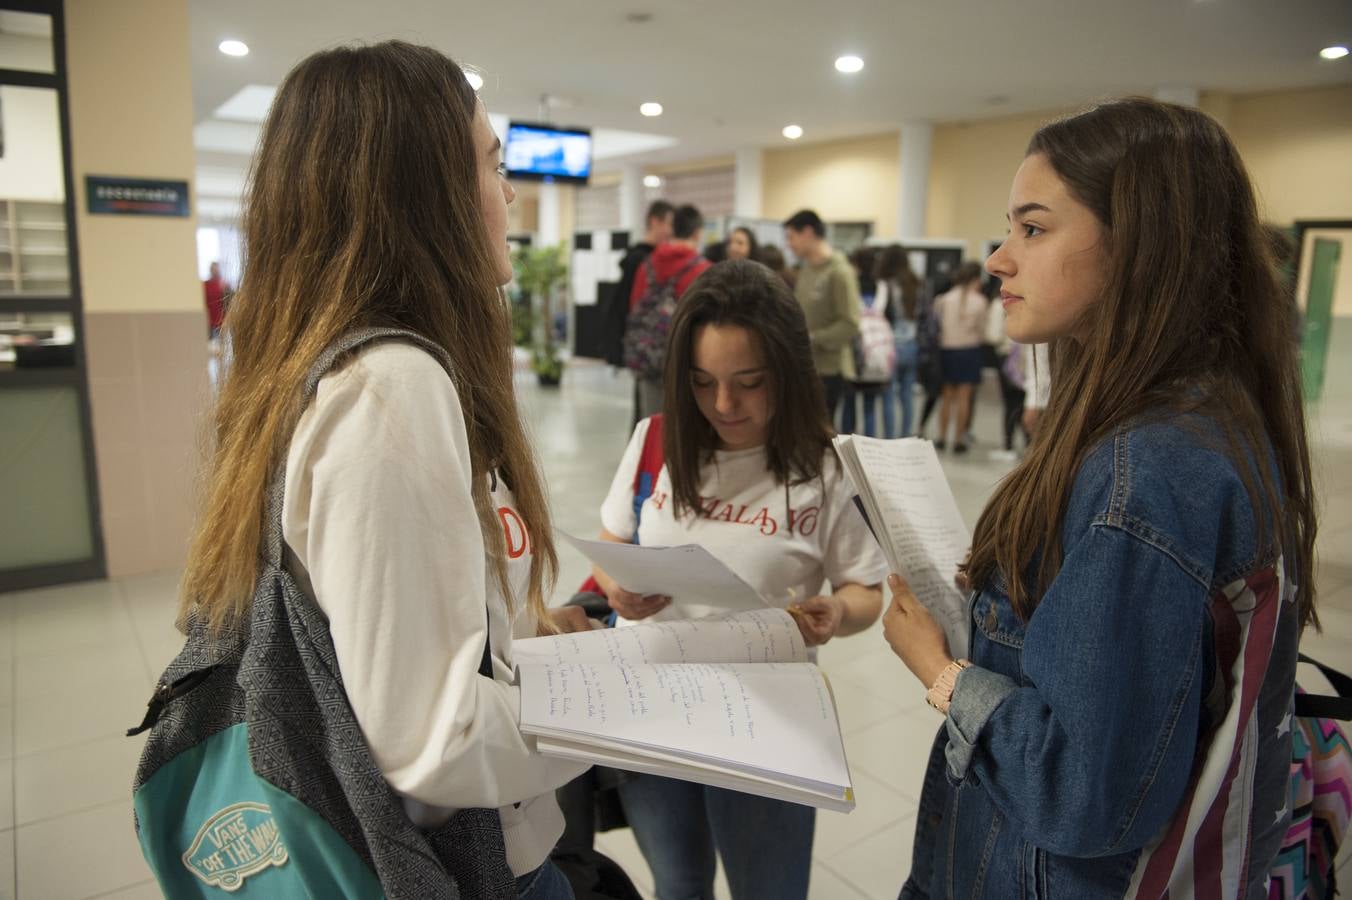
left=128, top=328, right=517, bottom=899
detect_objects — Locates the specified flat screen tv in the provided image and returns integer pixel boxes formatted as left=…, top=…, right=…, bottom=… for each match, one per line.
left=504, top=121, right=592, bottom=185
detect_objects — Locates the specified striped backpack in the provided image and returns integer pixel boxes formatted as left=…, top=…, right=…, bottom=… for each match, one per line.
left=1268, top=655, right=1352, bottom=900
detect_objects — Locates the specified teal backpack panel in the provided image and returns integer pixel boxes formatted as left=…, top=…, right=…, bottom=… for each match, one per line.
left=135, top=723, right=383, bottom=897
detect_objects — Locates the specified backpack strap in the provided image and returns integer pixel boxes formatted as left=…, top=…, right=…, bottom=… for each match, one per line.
left=260, top=327, right=496, bottom=678
left=631, top=414, right=665, bottom=531
left=263, top=327, right=456, bottom=570
left=1295, top=653, right=1352, bottom=720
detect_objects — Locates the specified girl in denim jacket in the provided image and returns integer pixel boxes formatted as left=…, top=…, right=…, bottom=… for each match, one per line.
left=885, top=99, right=1318, bottom=899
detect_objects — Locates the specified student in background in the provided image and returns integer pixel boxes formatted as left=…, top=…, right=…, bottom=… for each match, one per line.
left=725, top=226, right=759, bottom=262
left=886, top=98, right=1315, bottom=899
left=609, top=201, right=674, bottom=425
left=841, top=245, right=892, bottom=436
left=203, top=261, right=228, bottom=338
left=932, top=261, right=988, bottom=453
left=627, top=204, right=712, bottom=421
left=984, top=297, right=1028, bottom=461
left=591, top=260, right=887, bottom=900
left=756, top=243, right=796, bottom=289
left=875, top=244, right=924, bottom=437
left=177, top=42, right=592, bottom=899
left=784, top=209, right=861, bottom=425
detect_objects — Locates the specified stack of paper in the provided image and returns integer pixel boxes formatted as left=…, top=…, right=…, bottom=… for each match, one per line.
left=832, top=435, right=972, bottom=658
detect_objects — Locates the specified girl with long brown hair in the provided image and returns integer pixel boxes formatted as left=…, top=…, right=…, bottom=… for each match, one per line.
left=875, top=243, right=924, bottom=437
left=179, top=42, right=588, bottom=899
left=588, top=260, right=887, bottom=899
left=884, top=98, right=1316, bottom=898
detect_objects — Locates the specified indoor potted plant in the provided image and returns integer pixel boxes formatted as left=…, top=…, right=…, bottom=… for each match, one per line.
left=511, top=243, right=569, bottom=387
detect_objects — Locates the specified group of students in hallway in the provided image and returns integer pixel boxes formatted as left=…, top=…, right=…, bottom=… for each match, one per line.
left=148, top=40, right=1321, bottom=900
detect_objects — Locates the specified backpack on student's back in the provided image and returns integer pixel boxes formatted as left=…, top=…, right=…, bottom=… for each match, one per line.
left=1269, top=654, right=1352, bottom=900
left=128, top=328, right=517, bottom=899
left=853, top=292, right=897, bottom=384
left=622, top=258, right=704, bottom=380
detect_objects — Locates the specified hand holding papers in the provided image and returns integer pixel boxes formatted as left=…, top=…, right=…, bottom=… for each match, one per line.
left=832, top=436, right=972, bottom=658
left=559, top=532, right=768, bottom=612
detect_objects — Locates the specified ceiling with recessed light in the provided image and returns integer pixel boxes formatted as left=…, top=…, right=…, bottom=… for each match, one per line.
left=188, top=0, right=1351, bottom=217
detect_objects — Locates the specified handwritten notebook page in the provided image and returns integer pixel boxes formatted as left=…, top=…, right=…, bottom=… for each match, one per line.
left=833, top=436, right=971, bottom=657
left=512, top=609, right=807, bottom=668
left=517, top=661, right=850, bottom=792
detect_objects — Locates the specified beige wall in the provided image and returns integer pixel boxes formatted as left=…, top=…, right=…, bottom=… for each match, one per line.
left=1227, top=85, right=1352, bottom=224
left=66, top=0, right=208, bottom=578
left=762, top=133, right=901, bottom=238
left=753, top=84, right=1352, bottom=261
left=67, top=0, right=200, bottom=315
left=925, top=110, right=1059, bottom=257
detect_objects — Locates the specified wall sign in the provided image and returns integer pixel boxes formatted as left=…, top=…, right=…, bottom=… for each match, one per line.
left=86, top=176, right=190, bottom=217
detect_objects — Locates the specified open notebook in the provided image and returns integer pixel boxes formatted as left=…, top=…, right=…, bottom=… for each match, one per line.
left=513, top=609, right=854, bottom=812
left=832, top=435, right=972, bottom=658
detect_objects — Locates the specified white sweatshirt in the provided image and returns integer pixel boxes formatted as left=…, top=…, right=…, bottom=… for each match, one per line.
left=281, top=341, right=587, bottom=876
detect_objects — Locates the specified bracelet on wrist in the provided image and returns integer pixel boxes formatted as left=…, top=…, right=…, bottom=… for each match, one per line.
left=926, top=659, right=972, bottom=715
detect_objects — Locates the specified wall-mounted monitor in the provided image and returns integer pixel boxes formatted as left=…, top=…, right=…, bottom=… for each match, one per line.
left=504, top=121, right=592, bottom=185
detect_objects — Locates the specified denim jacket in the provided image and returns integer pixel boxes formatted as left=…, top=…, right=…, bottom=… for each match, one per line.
left=903, top=412, right=1300, bottom=899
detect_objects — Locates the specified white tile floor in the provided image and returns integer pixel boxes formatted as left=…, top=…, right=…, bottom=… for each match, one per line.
left=3, top=360, right=1350, bottom=898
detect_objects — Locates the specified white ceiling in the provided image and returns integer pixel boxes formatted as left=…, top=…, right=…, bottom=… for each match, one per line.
left=188, top=0, right=1352, bottom=220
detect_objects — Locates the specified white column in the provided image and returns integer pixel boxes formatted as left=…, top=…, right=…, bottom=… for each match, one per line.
left=1154, top=86, right=1199, bottom=107
left=898, top=121, right=933, bottom=240
left=734, top=148, right=763, bottom=219
left=618, top=164, right=645, bottom=234
left=538, top=182, right=561, bottom=248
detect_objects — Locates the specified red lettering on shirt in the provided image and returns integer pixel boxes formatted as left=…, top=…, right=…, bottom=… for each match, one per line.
left=787, top=506, right=820, bottom=537
left=498, top=507, right=533, bottom=559
left=713, top=504, right=736, bottom=523
left=650, top=491, right=668, bottom=511
left=746, top=507, right=779, bottom=536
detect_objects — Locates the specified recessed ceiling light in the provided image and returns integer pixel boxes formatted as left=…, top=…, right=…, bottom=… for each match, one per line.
left=640, top=102, right=663, bottom=117
left=643, top=175, right=663, bottom=188
left=218, top=39, right=249, bottom=57
left=782, top=124, right=803, bottom=140
left=1321, top=45, right=1349, bottom=60
left=465, top=71, right=484, bottom=91
left=834, top=55, right=864, bottom=74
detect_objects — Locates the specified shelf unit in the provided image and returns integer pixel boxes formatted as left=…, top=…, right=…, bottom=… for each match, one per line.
left=0, top=199, right=71, bottom=296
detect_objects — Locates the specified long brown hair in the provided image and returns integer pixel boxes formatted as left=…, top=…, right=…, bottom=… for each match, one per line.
left=662, top=260, right=835, bottom=523
left=965, top=98, right=1317, bottom=629
left=181, top=42, right=558, bottom=632
left=875, top=244, right=921, bottom=320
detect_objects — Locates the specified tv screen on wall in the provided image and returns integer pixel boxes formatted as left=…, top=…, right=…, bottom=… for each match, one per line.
left=504, top=121, right=592, bottom=185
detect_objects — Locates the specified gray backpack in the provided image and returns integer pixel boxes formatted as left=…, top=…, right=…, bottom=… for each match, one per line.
left=129, top=328, right=516, bottom=898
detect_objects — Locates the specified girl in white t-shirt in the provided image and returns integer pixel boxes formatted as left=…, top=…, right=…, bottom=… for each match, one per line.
left=176, top=43, right=587, bottom=899
left=590, top=259, right=888, bottom=900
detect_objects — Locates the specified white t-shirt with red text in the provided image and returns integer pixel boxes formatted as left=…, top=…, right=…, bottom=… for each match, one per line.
left=282, top=342, right=586, bottom=877
left=600, top=417, right=888, bottom=625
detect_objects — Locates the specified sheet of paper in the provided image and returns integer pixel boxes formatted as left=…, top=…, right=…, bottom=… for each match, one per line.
left=513, top=609, right=807, bottom=668
left=559, top=531, right=768, bottom=612
left=518, top=661, right=850, bottom=790
left=834, top=436, right=971, bottom=657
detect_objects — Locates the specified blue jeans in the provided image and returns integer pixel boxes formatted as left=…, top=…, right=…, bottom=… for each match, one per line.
left=890, top=338, right=919, bottom=438
left=516, top=860, right=574, bottom=900
left=617, top=773, right=815, bottom=900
